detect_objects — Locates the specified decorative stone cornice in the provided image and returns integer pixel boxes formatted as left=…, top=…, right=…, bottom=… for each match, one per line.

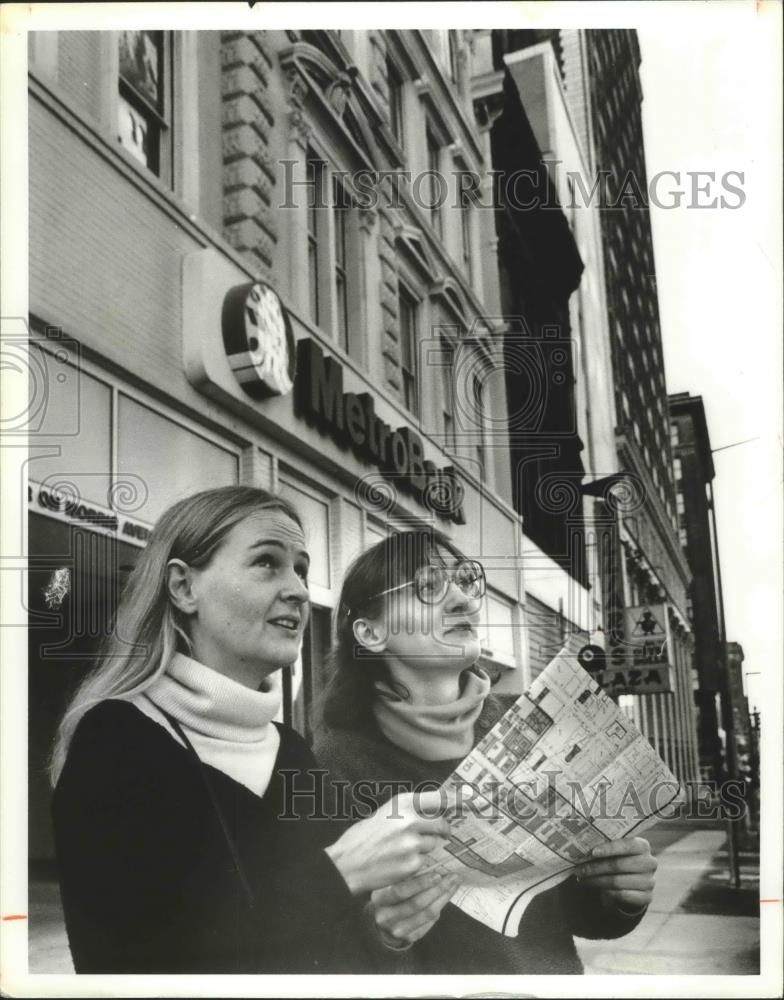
left=285, top=62, right=308, bottom=109
left=288, top=106, right=312, bottom=150
left=326, top=70, right=356, bottom=117
left=279, top=43, right=376, bottom=172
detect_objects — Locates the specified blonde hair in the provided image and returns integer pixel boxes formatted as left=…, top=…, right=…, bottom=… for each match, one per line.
left=50, top=486, right=303, bottom=784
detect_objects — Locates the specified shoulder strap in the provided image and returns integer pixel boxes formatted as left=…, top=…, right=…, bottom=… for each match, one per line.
left=158, top=709, right=256, bottom=911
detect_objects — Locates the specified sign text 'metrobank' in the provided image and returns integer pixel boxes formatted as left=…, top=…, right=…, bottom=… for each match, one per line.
left=295, top=338, right=466, bottom=524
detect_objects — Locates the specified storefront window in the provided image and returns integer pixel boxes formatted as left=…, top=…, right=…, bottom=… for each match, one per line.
left=485, top=593, right=515, bottom=662
left=29, top=361, right=112, bottom=508
left=290, top=605, right=332, bottom=741
left=117, top=395, right=238, bottom=524
left=365, top=519, right=390, bottom=549
left=28, top=513, right=142, bottom=864
left=277, top=478, right=331, bottom=591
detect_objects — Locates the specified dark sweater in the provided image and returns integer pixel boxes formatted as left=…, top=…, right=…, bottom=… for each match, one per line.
left=52, top=699, right=371, bottom=974
left=314, top=695, right=646, bottom=975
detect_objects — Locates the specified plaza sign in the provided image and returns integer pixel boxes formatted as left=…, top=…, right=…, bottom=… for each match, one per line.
left=578, top=604, right=674, bottom=695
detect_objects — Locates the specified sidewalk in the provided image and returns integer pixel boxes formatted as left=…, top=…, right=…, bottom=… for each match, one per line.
left=576, top=820, right=760, bottom=975
left=28, top=874, right=73, bottom=975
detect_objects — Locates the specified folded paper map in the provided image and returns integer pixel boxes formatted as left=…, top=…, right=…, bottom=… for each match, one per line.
left=421, top=642, right=682, bottom=935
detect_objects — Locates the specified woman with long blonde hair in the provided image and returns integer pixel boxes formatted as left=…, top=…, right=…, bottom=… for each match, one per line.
left=51, top=487, right=454, bottom=973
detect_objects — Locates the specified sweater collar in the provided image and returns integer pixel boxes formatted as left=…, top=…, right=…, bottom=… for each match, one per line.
left=144, top=652, right=282, bottom=743
left=371, top=667, right=492, bottom=762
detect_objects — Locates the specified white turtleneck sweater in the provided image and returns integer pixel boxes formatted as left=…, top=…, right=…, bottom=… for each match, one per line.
left=131, top=652, right=282, bottom=799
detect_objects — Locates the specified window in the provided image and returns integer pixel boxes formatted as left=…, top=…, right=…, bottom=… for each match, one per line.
left=429, top=30, right=459, bottom=84
left=118, top=395, right=238, bottom=524
left=117, top=31, right=170, bottom=178
left=473, top=373, right=486, bottom=480
left=398, top=285, right=419, bottom=416
left=676, top=491, right=685, bottom=516
left=426, top=128, right=443, bottom=239
left=670, top=423, right=680, bottom=447
left=679, top=526, right=689, bottom=549
left=387, top=57, right=404, bottom=146
left=306, top=151, right=323, bottom=326
left=296, top=605, right=332, bottom=742
left=441, top=335, right=456, bottom=450
left=303, top=154, right=360, bottom=353
left=448, top=31, right=460, bottom=84
left=333, top=177, right=350, bottom=353
left=673, top=457, right=682, bottom=482
left=460, top=203, right=473, bottom=284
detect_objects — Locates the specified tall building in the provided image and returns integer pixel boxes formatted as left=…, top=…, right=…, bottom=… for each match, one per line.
left=25, top=27, right=530, bottom=873
left=553, top=29, right=699, bottom=783
left=669, top=391, right=727, bottom=781
left=470, top=30, right=618, bottom=683
left=725, top=641, right=753, bottom=783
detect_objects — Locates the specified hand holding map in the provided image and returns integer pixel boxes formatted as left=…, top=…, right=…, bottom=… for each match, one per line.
left=420, top=643, right=682, bottom=935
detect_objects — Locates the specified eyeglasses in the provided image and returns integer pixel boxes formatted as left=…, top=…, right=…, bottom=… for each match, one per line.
left=372, top=559, right=486, bottom=606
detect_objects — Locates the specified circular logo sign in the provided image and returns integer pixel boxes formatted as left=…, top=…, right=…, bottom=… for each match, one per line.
left=222, top=281, right=295, bottom=399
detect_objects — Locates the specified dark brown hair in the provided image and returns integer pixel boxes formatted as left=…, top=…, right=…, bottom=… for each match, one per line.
left=319, top=529, right=471, bottom=731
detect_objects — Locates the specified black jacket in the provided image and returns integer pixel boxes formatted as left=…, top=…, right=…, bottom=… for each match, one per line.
left=52, top=700, right=370, bottom=974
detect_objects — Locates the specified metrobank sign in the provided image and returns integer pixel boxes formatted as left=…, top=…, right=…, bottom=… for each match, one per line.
left=294, top=338, right=466, bottom=525
left=215, top=276, right=465, bottom=525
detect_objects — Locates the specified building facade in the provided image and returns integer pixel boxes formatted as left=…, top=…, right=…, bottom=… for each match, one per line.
left=725, top=641, right=753, bottom=787
left=26, top=26, right=721, bottom=867
left=470, top=31, right=619, bottom=683
left=554, top=28, right=699, bottom=784
left=669, top=391, right=727, bottom=782
left=26, top=28, right=545, bottom=865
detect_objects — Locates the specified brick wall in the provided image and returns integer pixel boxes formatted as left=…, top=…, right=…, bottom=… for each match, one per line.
left=29, top=93, right=248, bottom=443
left=56, top=32, right=103, bottom=124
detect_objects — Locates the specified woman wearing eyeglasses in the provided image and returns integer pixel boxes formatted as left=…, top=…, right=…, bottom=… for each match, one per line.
left=315, top=529, right=657, bottom=974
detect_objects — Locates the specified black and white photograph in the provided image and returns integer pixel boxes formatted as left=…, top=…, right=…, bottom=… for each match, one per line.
left=1, top=2, right=781, bottom=996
